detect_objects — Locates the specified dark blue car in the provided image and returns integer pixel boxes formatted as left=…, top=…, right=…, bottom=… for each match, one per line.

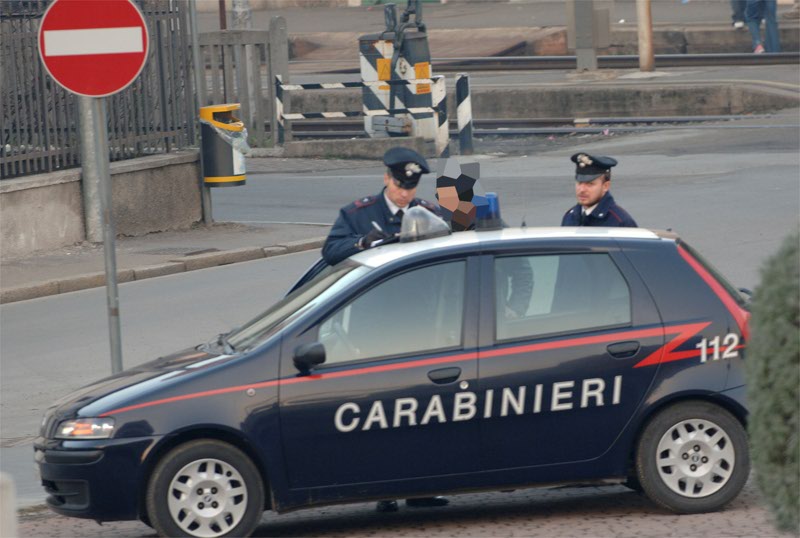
left=35, top=220, right=752, bottom=538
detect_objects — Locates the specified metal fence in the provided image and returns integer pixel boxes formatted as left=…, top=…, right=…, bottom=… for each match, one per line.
left=198, top=29, right=271, bottom=147
left=0, top=0, right=197, bottom=180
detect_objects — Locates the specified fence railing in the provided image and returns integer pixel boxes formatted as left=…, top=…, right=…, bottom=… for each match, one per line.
left=0, top=0, right=196, bottom=180
left=197, top=17, right=289, bottom=148
left=198, top=30, right=270, bottom=146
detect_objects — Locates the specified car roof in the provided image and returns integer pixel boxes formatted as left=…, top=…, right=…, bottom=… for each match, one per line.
left=352, top=227, right=666, bottom=268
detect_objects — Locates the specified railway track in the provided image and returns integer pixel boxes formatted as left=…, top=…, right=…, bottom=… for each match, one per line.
left=293, top=52, right=800, bottom=74
left=289, top=114, right=789, bottom=138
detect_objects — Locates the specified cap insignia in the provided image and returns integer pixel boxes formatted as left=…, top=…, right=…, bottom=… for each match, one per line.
left=577, top=154, right=593, bottom=168
left=405, top=162, right=421, bottom=177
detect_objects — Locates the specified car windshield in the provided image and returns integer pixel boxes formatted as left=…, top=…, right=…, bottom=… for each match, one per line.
left=227, top=262, right=370, bottom=351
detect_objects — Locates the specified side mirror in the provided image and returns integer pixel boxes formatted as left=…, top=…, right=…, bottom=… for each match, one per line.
left=293, top=342, right=326, bottom=374
left=738, top=287, right=753, bottom=298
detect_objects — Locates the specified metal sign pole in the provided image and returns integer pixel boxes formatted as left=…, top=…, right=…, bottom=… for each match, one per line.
left=79, top=96, right=123, bottom=375
left=189, top=1, right=213, bottom=225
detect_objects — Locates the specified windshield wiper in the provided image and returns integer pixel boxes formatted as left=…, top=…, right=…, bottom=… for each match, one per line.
left=217, top=332, right=236, bottom=355
left=199, top=331, right=236, bottom=354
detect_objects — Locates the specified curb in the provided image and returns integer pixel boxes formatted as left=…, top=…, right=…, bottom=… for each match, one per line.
left=0, top=237, right=326, bottom=305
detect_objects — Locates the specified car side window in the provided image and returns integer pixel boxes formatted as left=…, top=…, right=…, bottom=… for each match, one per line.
left=319, top=261, right=466, bottom=365
left=495, top=253, right=631, bottom=341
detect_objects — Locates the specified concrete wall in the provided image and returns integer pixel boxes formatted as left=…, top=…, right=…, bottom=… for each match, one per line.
left=288, top=83, right=800, bottom=121
left=110, top=152, right=202, bottom=236
left=471, top=85, right=800, bottom=118
left=606, top=26, right=800, bottom=54
left=0, top=151, right=202, bottom=259
left=285, top=135, right=428, bottom=159
left=0, top=171, right=85, bottom=259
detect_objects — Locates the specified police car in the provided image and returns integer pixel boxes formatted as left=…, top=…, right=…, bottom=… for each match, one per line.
left=35, top=209, right=751, bottom=537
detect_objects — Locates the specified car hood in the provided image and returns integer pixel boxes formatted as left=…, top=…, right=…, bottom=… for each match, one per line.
left=41, top=346, right=233, bottom=432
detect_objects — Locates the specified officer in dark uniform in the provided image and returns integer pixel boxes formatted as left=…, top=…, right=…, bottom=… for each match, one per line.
left=322, top=147, right=441, bottom=266
left=322, top=148, right=448, bottom=512
left=561, top=152, right=637, bottom=227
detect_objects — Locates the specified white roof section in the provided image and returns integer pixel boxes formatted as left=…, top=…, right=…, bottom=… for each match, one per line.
left=352, top=227, right=662, bottom=268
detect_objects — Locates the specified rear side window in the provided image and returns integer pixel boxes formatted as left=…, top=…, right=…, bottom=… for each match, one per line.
left=495, top=253, right=631, bottom=342
left=679, top=240, right=748, bottom=309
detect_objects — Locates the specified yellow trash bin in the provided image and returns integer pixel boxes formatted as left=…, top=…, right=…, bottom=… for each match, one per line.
left=199, top=104, right=248, bottom=187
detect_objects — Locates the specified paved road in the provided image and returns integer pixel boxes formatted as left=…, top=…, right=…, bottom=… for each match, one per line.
left=17, top=478, right=791, bottom=537
left=0, top=251, right=320, bottom=507
left=213, top=110, right=800, bottom=289
left=0, top=251, right=320, bottom=443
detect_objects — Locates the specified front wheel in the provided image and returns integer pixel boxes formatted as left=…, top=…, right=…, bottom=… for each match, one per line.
left=146, top=439, right=264, bottom=538
left=635, top=401, right=749, bottom=514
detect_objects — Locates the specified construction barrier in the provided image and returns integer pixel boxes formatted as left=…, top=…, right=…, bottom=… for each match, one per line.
left=274, top=75, right=449, bottom=156
left=455, top=73, right=474, bottom=155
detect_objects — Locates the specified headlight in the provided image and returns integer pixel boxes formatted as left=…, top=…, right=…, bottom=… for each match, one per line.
left=55, top=418, right=115, bottom=439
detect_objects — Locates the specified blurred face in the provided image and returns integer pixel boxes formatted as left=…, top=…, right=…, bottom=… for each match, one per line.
left=384, top=172, right=417, bottom=208
left=575, top=174, right=610, bottom=208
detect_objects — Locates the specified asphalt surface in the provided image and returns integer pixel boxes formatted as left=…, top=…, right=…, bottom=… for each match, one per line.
left=16, top=478, right=794, bottom=537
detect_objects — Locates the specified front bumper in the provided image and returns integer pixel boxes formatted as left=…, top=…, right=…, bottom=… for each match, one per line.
left=34, top=435, right=161, bottom=521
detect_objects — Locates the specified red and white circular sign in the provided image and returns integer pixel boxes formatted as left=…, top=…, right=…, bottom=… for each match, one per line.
left=38, top=0, right=149, bottom=97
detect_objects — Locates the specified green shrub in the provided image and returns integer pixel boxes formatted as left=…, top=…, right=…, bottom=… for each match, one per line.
left=746, top=232, right=800, bottom=532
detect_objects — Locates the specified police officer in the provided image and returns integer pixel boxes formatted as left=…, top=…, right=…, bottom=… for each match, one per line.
left=321, top=148, right=449, bottom=512
left=561, top=152, right=637, bottom=228
left=322, top=147, right=440, bottom=266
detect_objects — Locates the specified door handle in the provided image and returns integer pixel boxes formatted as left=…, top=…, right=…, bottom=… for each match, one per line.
left=428, top=367, right=461, bottom=384
left=607, top=341, right=640, bottom=359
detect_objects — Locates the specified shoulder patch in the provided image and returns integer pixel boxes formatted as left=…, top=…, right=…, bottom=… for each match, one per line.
left=345, top=195, right=378, bottom=214
left=415, top=199, right=438, bottom=213
left=353, top=195, right=378, bottom=209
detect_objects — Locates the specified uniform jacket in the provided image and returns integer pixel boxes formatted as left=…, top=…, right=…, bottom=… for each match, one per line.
left=561, top=192, right=637, bottom=228
left=322, top=190, right=440, bottom=266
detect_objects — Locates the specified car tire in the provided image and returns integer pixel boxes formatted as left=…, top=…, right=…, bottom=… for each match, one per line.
left=146, top=439, right=264, bottom=538
left=635, top=400, right=749, bottom=514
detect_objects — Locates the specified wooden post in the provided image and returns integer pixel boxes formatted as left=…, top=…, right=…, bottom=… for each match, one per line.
left=636, top=0, right=655, bottom=72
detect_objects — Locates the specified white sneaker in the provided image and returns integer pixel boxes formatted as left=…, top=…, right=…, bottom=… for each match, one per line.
left=733, top=21, right=745, bottom=29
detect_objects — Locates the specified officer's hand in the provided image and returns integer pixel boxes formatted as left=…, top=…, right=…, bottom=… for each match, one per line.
left=360, top=228, right=389, bottom=249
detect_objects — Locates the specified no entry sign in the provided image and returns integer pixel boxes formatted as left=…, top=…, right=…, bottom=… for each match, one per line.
left=38, top=0, right=149, bottom=97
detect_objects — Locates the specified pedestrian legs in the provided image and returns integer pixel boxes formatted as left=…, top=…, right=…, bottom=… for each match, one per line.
left=745, top=0, right=764, bottom=51
left=730, top=0, right=747, bottom=26
left=762, top=0, right=781, bottom=52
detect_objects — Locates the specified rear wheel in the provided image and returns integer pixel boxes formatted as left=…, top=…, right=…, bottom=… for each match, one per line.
left=635, top=401, right=749, bottom=514
left=146, top=439, right=264, bottom=537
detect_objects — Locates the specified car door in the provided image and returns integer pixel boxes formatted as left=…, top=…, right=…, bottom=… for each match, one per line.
left=278, top=256, right=480, bottom=490
left=477, top=245, right=664, bottom=470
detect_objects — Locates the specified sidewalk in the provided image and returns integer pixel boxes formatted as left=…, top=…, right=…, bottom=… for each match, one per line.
left=0, top=221, right=330, bottom=304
